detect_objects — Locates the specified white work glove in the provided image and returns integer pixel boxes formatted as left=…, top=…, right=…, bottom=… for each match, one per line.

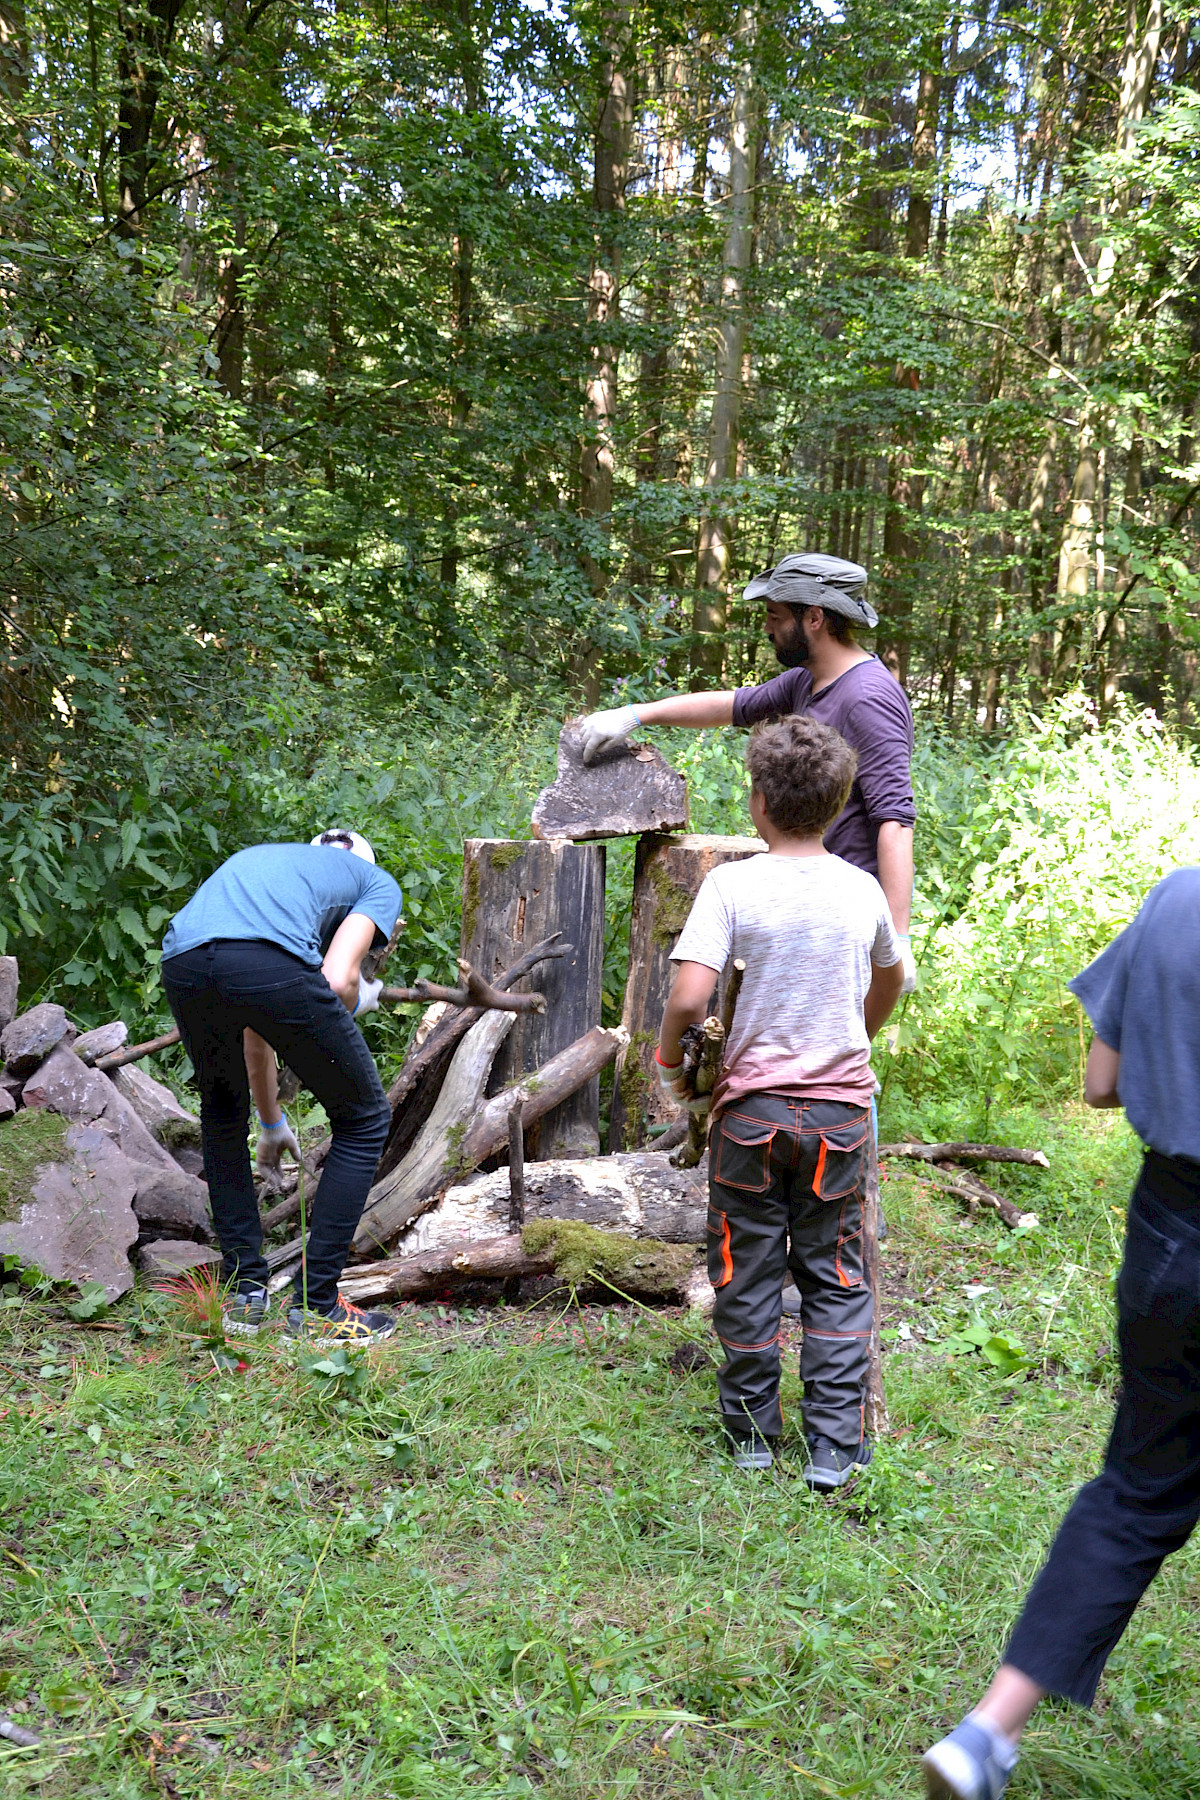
left=656, top=1050, right=711, bottom=1118
left=354, top=974, right=383, bottom=1017
left=580, top=704, right=642, bottom=765
left=255, top=1115, right=302, bottom=1172
left=897, top=934, right=917, bottom=996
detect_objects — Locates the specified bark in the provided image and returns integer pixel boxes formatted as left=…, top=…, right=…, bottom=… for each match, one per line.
left=864, top=1133, right=886, bottom=1439
left=461, top=840, right=606, bottom=1158
left=1055, top=0, right=1164, bottom=638
left=692, top=6, right=756, bottom=681
left=878, top=1141, right=1049, bottom=1169
left=352, top=1023, right=628, bottom=1258
left=95, top=1028, right=182, bottom=1072
left=608, top=834, right=762, bottom=1151
left=339, top=1228, right=702, bottom=1306
left=580, top=4, right=632, bottom=531
left=373, top=935, right=573, bottom=1182
left=381, top=961, right=548, bottom=1014
left=905, top=67, right=941, bottom=262
left=116, top=0, right=187, bottom=235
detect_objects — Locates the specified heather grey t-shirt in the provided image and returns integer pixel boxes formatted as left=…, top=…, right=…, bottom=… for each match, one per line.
left=732, top=656, right=915, bottom=876
left=1069, top=867, right=1200, bottom=1164
left=671, top=851, right=901, bottom=1113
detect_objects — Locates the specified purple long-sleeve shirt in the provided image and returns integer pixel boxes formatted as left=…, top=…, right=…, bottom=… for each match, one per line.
left=731, top=656, right=916, bottom=875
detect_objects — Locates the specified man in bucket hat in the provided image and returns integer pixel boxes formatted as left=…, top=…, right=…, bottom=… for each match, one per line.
left=579, top=552, right=916, bottom=971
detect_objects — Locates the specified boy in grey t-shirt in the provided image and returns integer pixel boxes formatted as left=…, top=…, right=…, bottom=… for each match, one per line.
left=657, top=717, right=903, bottom=1481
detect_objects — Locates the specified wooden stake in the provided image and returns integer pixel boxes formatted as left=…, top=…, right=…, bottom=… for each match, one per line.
left=864, top=1132, right=887, bottom=1440
left=507, top=1101, right=526, bottom=1230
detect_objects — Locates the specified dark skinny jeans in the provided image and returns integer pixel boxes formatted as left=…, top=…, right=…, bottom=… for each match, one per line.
left=162, top=939, right=391, bottom=1312
left=1005, top=1150, right=1200, bottom=1706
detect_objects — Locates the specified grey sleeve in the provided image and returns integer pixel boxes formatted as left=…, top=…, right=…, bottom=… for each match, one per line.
left=1069, top=922, right=1140, bottom=1051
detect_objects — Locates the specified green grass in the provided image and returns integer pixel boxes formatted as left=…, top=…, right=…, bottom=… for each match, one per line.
left=2, top=1107, right=1199, bottom=1798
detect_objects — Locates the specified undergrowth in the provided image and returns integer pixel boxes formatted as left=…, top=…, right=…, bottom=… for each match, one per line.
left=2, top=1106, right=1197, bottom=1798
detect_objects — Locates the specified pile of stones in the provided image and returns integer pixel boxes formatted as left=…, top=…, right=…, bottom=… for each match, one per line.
left=0, top=957, right=218, bottom=1301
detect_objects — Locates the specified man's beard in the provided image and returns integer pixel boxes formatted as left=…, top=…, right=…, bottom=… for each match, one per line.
left=773, top=614, right=811, bottom=668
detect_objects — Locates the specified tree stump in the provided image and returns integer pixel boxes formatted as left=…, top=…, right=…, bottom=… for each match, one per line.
left=608, top=833, right=763, bottom=1152
left=460, top=839, right=606, bottom=1158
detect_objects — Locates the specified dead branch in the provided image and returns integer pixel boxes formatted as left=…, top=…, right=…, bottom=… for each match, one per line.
left=339, top=1235, right=558, bottom=1302
left=352, top=1023, right=628, bottom=1259
left=908, top=1162, right=1033, bottom=1230
left=507, top=1100, right=526, bottom=1230
left=371, top=934, right=574, bottom=1182
left=95, top=1028, right=181, bottom=1072
left=878, top=1141, right=1049, bottom=1170
left=381, top=959, right=546, bottom=1014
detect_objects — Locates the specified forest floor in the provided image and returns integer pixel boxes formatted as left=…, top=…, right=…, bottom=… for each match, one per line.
left=2, top=1107, right=1198, bottom=1800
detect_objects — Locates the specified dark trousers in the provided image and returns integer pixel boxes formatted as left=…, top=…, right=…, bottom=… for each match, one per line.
left=1006, top=1150, right=1200, bottom=1706
left=707, top=1093, right=873, bottom=1444
left=162, top=940, right=391, bottom=1312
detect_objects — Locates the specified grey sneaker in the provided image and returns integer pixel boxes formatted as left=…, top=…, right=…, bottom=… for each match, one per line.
left=922, top=1717, right=1016, bottom=1799
left=801, top=1434, right=872, bottom=1490
left=285, top=1297, right=396, bottom=1342
left=728, top=1430, right=776, bottom=1472
left=224, top=1287, right=269, bottom=1337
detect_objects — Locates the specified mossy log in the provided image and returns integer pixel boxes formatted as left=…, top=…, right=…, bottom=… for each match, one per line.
left=609, top=834, right=762, bottom=1152
left=461, top=840, right=606, bottom=1158
left=338, top=1222, right=703, bottom=1306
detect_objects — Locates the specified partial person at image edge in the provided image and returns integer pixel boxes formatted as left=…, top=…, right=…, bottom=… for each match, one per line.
left=921, top=865, right=1200, bottom=1800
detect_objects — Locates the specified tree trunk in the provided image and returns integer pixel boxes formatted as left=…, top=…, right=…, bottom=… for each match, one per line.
left=339, top=1227, right=702, bottom=1307
left=692, top=6, right=756, bottom=682
left=1055, top=0, right=1164, bottom=642
left=116, top=0, right=186, bottom=236
left=580, top=4, right=632, bottom=529
left=461, top=840, right=606, bottom=1157
left=905, top=66, right=941, bottom=262
left=608, top=833, right=763, bottom=1151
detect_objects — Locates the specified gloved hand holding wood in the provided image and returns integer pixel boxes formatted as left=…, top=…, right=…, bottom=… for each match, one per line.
left=579, top=704, right=642, bottom=765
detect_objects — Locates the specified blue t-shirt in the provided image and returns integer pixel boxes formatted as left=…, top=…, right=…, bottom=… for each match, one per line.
left=162, top=845, right=403, bottom=968
left=1068, top=867, right=1200, bottom=1163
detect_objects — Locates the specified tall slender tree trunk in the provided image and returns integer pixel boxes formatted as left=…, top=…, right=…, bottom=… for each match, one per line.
left=580, top=5, right=632, bottom=528
left=693, top=6, right=756, bottom=682
left=1055, top=0, right=1163, bottom=647
left=116, top=0, right=186, bottom=237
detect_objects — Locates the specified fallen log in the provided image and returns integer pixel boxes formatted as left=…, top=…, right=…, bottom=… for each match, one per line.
left=399, top=1150, right=707, bottom=1255
left=372, top=934, right=573, bottom=1182
left=381, top=960, right=546, bottom=1014
left=339, top=1222, right=703, bottom=1306
left=878, top=1141, right=1049, bottom=1170
left=352, top=1023, right=628, bottom=1259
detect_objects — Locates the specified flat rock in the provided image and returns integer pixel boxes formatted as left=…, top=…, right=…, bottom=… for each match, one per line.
left=138, top=1240, right=222, bottom=1280
left=109, top=1063, right=201, bottom=1147
left=170, top=1145, right=207, bottom=1181
left=132, top=1164, right=213, bottom=1242
left=22, top=1045, right=176, bottom=1170
left=0, top=1090, right=15, bottom=1120
left=0, top=957, right=18, bottom=1033
left=2, top=1003, right=75, bottom=1076
left=531, top=719, right=688, bottom=842
left=399, top=1150, right=708, bottom=1257
left=73, top=1021, right=129, bottom=1066
left=0, top=1122, right=139, bottom=1301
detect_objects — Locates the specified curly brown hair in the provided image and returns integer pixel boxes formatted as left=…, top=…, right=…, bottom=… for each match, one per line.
left=745, top=715, right=857, bottom=837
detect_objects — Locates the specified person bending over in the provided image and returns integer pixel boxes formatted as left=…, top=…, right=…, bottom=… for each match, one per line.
left=922, top=866, right=1200, bottom=1800
left=656, top=717, right=904, bottom=1481
left=160, top=827, right=401, bottom=1343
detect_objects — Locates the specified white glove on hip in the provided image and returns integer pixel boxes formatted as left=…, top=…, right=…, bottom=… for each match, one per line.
left=897, top=934, right=917, bottom=996
left=354, top=974, right=383, bottom=1017
left=656, top=1050, right=711, bottom=1117
left=580, top=704, right=642, bottom=765
left=255, top=1115, right=302, bottom=1172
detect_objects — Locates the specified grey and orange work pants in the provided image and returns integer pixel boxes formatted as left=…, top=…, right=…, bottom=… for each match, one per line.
left=706, top=1092, right=873, bottom=1447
